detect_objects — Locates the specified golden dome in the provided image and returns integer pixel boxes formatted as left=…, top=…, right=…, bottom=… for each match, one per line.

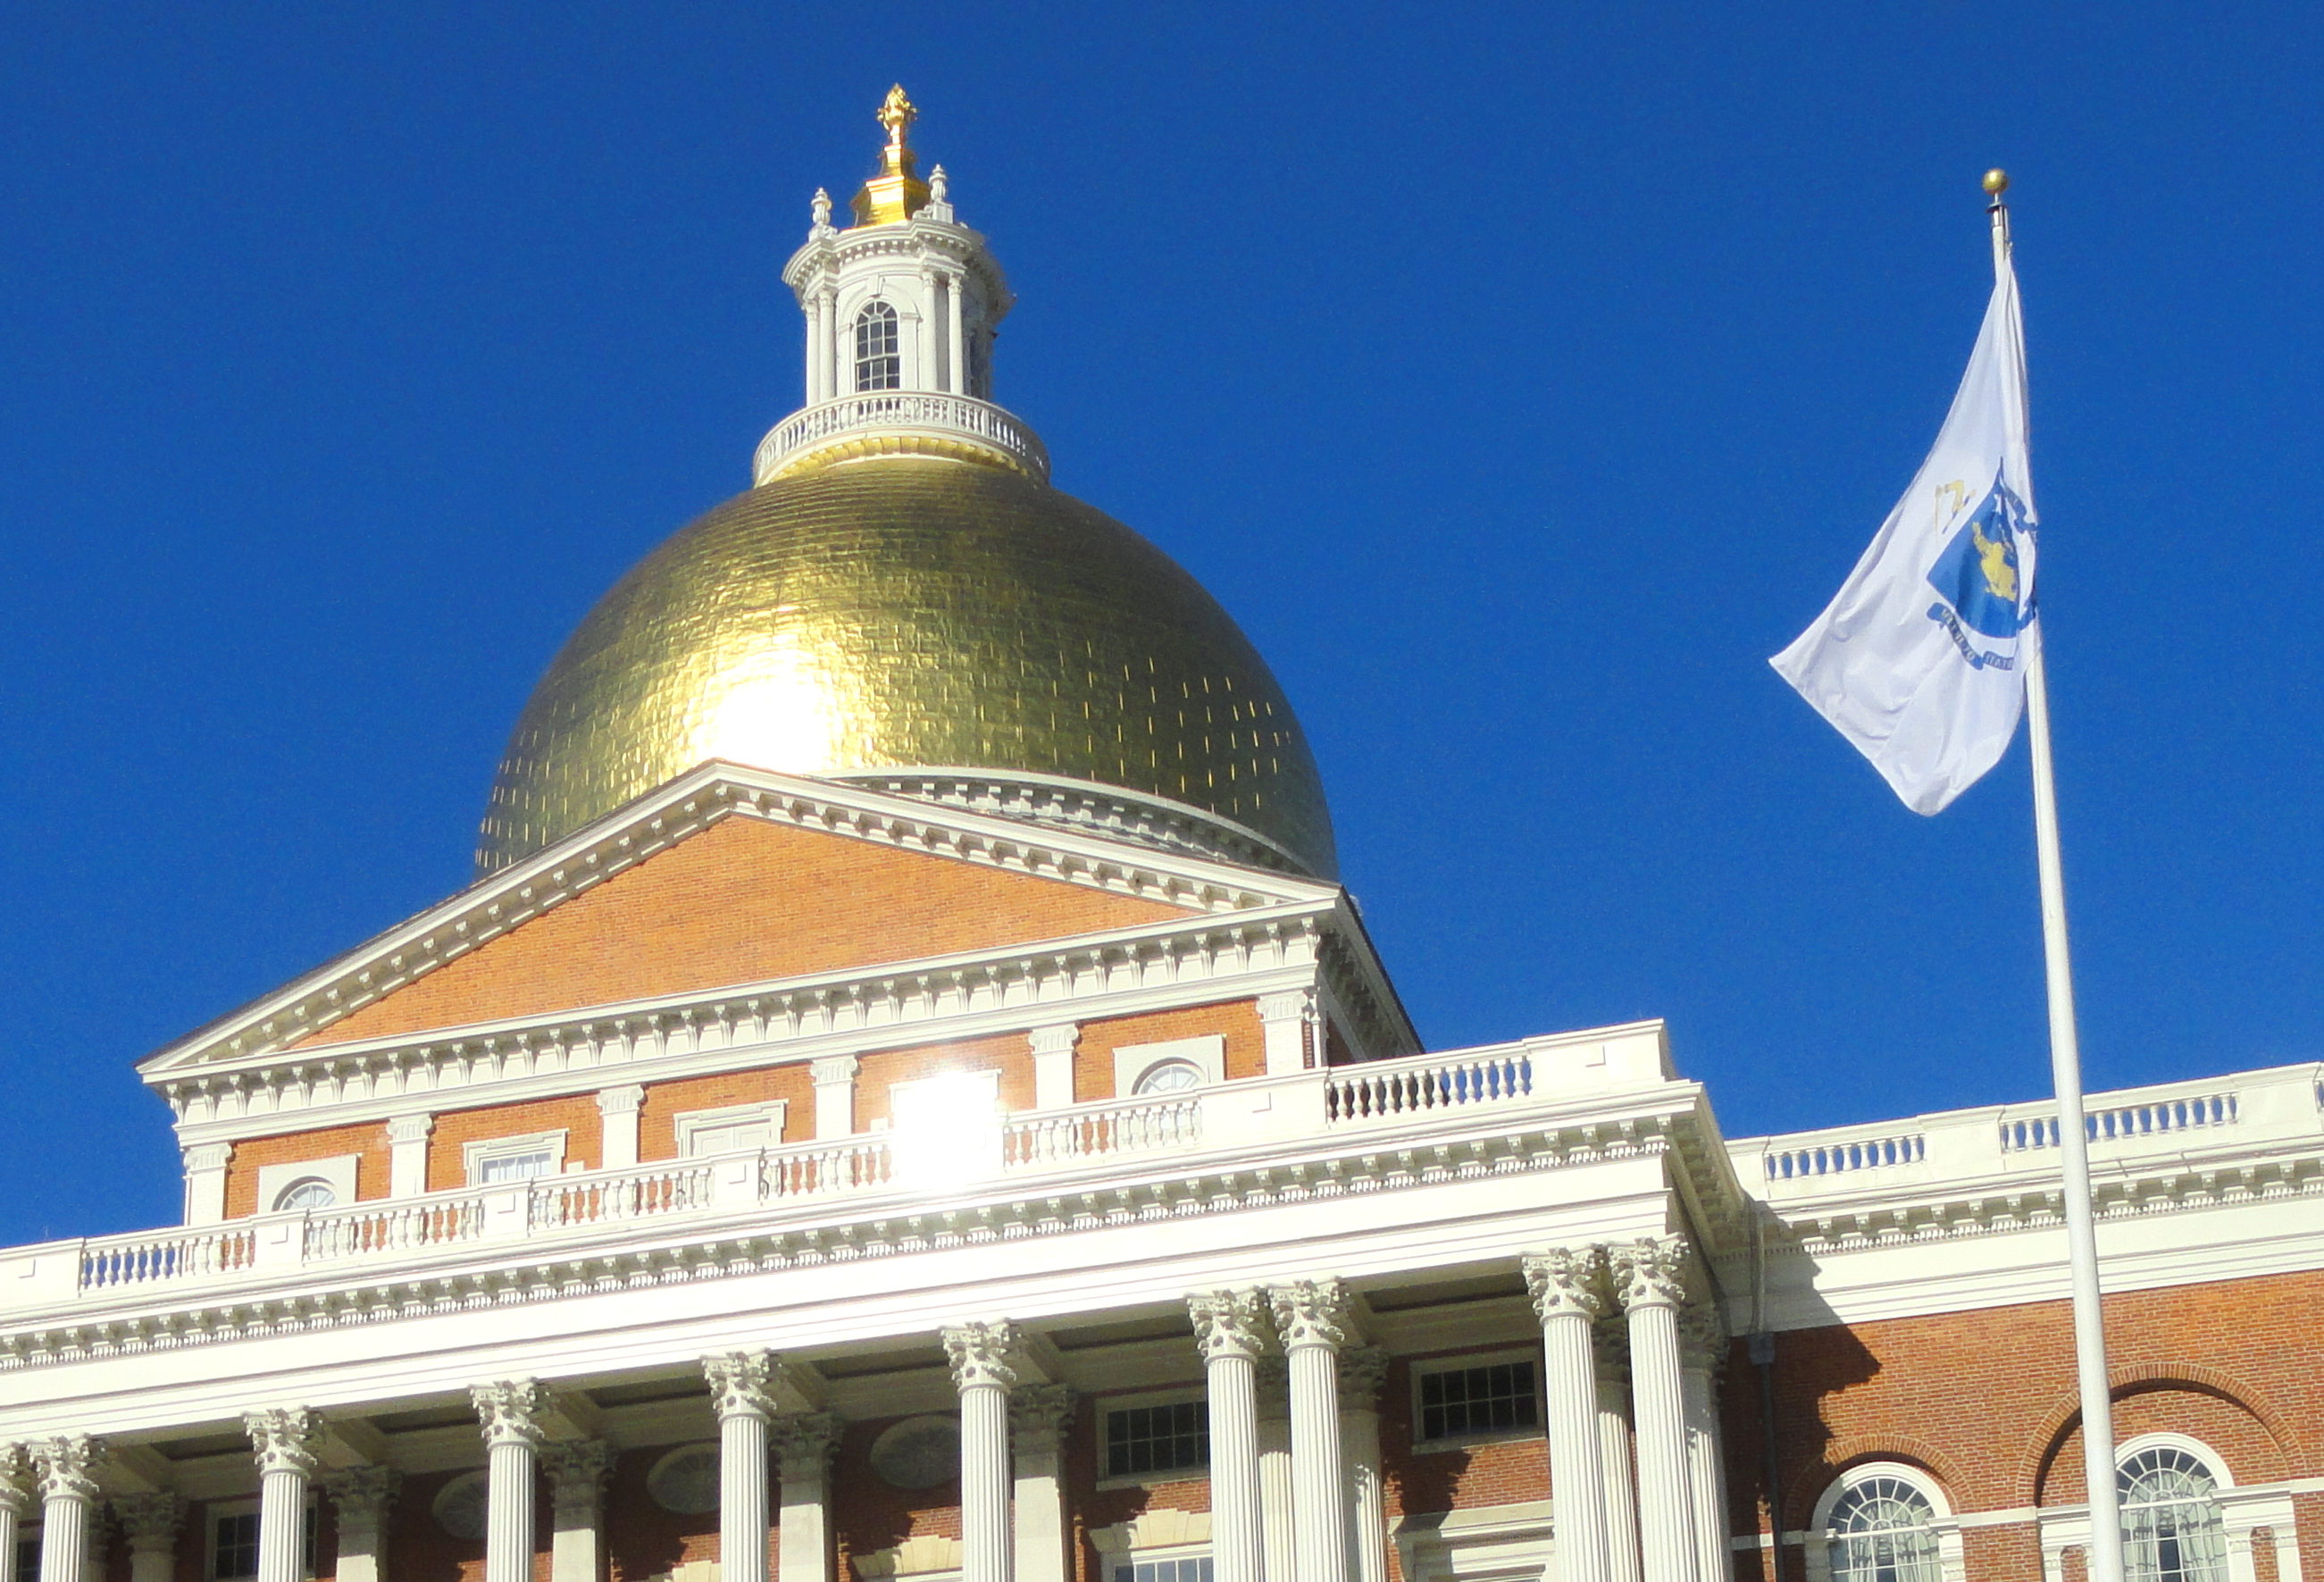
left=477, top=456, right=1337, bottom=877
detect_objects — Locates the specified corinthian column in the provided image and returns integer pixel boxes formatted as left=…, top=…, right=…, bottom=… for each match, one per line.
left=1010, top=1385, right=1074, bottom=1582
left=1678, top=1307, right=1731, bottom=1582
left=113, top=1494, right=181, bottom=1582
left=1338, top=1349, right=1391, bottom=1582
left=1522, top=1250, right=1610, bottom=1582
left=33, top=1437, right=105, bottom=1582
left=0, top=1450, right=29, bottom=1582
left=1592, top=1326, right=1642, bottom=1582
left=943, top=1322, right=1020, bottom=1582
left=1610, top=1240, right=1698, bottom=1582
left=539, top=1442, right=609, bottom=1582
left=1270, top=1281, right=1351, bottom=1582
left=472, top=1380, right=548, bottom=1582
left=245, top=1409, right=322, bottom=1582
left=1256, top=1359, right=1296, bottom=1582
left=706, top=1352, right=777, bottom=1582
left=773, top=1414, right=842, bottom=1582
left=324, top=1467, right=402, bottom=1582
left=1190, top=1292, right=1269, bottom=1582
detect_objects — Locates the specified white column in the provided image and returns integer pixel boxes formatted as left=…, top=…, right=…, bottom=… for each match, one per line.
left=181, top=1144, right=231, bottom=1226
left=598, top=1088, right=645, bottom=1170
left=1678, top=1310, right=1730, bottom=1582
left=324, top=1467, right=402, bottom=1582
left=34, top=1438, right=104, bottom=1582
left=805, top=292, right=823, bottom=405
left=1257, top=992, right=1315, bottom=1076
left=1256, top=1361, right=1297, bottom=1582
left=0, top=1451, right=30, bottom=1582
left=1522, top=1251, right=1610, bottom=1582
left=1593, top=1327, right=1643, bottom=1582
left=1337, top=1350, right=1390, bottom=1582
left=706, top=1352, right=776, bottom=1582
left=1009, top=1385, right=1074, bottom=1582
left=943, top=1322, right=1019, bottom=1582
left=811, top=1057, right=858, bottom=1140
left=1271, top=1281, right=1351, bottom=1582
left=947, top=273, right=967, bottom=396
left=245, top=1409, right=321, bottom=1582
left=1611, top=1241, right=1698, bottom=1582
left=1029, top=1026, right=1078, bottom=1109
left=113, top=1494, right=180, bottom=1582
left=776, top=1412, right=840, bottom=1579
left=1190, top=1292, right=1268, bottom=1582
left=472, top=1379, right=548, bottom=1582
left=388, top=1115, right=432, bottom=1197
left=540, top=1442, right=609, bottom=1582
left=773, top=1415, right=842, bottom=1582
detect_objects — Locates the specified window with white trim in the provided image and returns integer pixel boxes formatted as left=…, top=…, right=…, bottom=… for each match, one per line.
left=209, top=1502, right=316, bottom=1581
left=464, top=1130, right=567, bottom=1186
left=272, top=1177, right=338, bottom=1212
left=1412, top=1352, right=1541, bottom=1444
left=1103, top=1398, right=1208, bottom=1478
left=674, top=1101, right=787, bottom=1157
left=1133, top=1060, right=1202, bottom=1095
left=854, top=301, right=900, bottom=390
left=2119, top=1445, right=2228, bottom=1582
left=1824, top=1476, right=1942, bottom=1582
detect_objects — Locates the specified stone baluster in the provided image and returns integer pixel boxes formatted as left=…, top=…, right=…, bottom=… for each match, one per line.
left=1522, top=1250, right=1611, bottom=1582
left=1338, top=1349, right=1391, bottom=1582
left=943, top=1322, right=1020, bottom=1582
left=472, top=1380, right=549, bottom=1582
left=1010, top=1385, right=1074, bottom=1582
left=113, top=1494, right=181, bottom=1582
left=0, top=1449, right=29, bottom=1582
left=33, top=1437, right=106, bottom=1582
left=1256, top=1359, right=1297, bottom=1582
left=1679, top=1306, right=1732, bottom=1582
left=1190, top=1292, right=1270, bottom=1582
left=1592, top=1325, right=1643, bottom=1582
left=773, top=1414, right=842, bottom=1582
left=245, top=1410, right=321, bottom=1582
left=1611, top=1240, right=1699, bottom=1582
left=323, top=1467, right=402, bottom=1582
left=1270, top=1281, right=1351, bottom=1582
left=706, top=1352, right=778, bottom=1582
left=539, top=1442, right=610, bottom=1582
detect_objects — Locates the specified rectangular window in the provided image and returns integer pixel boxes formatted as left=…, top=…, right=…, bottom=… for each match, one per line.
left=478, top=1150, right=554, bottom=1184
left=1104, top=1400, right=1209, bottom=1478
left=1112, top=1561, right=1214, bottom=1582
left=1417, top=1358, right=1540, bottom=1442
left=213, top=1512, right=261, bottom=1581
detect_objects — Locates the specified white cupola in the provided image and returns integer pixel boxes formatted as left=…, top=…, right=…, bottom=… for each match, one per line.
left=753, top=87, right=1045, bottom=486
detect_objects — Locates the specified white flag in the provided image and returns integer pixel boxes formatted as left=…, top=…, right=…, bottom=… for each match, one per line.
left=1771, top=256, right=2039, bottom=814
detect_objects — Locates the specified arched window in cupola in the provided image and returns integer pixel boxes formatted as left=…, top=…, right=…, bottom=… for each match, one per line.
left=854, top=301, right=901, bottom=391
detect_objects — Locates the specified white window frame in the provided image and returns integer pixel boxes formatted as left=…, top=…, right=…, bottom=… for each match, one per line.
left=1806, top=1461, right=1964, bottom=1582
left=673, top=1101, right=789, bottom=1158
left=463, top=1130, right=568, bottom=1186
left=1089, top=1511, right=1215, bottom=1582
left=1095, top=1386, right=1212, bottom=1490
left=207, top=1496, right=318, bottom=1582
left=1113, top=1035, right=1225, bottom=1098
left=255, top=1155, right=359, bottom=1215
left=2040, top=1433, right=2303, bottom=1582
left=1409, top=1347, right=1547, bottom=1451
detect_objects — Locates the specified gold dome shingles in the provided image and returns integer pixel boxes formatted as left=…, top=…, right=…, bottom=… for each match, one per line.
left=477, top=459, right=1336, bottom=877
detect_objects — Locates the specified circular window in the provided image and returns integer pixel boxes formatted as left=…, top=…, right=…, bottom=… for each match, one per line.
left=1133, top=1060, right=1202, bottom=1095
left=433, top=1471, right=488, bottom=1541
left=648, top=1445, right=720, bottom=1514
left=868, top=1416, right=959, bottom=1490
left=272, top=1178, right=338, bottom=1212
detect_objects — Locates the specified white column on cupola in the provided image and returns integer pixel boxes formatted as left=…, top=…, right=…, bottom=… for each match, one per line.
left=1610, top=1240, right=1698, bottom=1582
left=31, top=1438, right=104, bottom=1582
left=1270, top=1281, right=1351, bottom=1582
left=1189, top=1291, right=1269, bottom=1582
left=705, top=1352, right=777, bottom=1582
left=472, top=1379, right=549, bottom=1582
left=243, top=1409, right=322, bottom=1582
left=943, top=1322, right=1019, bottom=1582
left=1522, top=1249, right=1611, bottom=1582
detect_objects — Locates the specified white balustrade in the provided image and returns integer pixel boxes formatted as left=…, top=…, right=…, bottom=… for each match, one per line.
left=80, top=1226, right=257, bottom=1289
left=752, top=393, right=1050, bottom=484
left=1325, top=1049, right=1532, bottom=1122
left=761, top=1136, right=894, bottom=1199
left=304, top=1196, right=486, bottom=1260
left=1999, top=1088, right=2240, bottom=1155
left=1001, top=1095, right=1200, bottom=1167
left=1764, top=1131, right=1926, bottom=1181
left=529, top=1161, right=715, bottom=1230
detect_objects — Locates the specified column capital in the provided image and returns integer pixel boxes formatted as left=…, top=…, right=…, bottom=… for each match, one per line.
left=471, top=1378, right=550, bottom=1447
left=32, top=1436, right=106, bottom=1502
left=1008, top=1384, right=1076, bottom=1453
left=1591, top=1319, right=1632, bottom=1385
left=111, top=1492, right=184, bottom=1553
left=0, top=1445, right=30, bottom=1515
left=244, top=1407, right=323, bottom=1478
left=1189, top=1289, right=1273, bottom=1362
left=1026, top=1024, right=1080, bottom=1058
left=595, top=1085, right=645, bottom=1119
left=1522, top=1247, right=1606, bottom=1321
left=704, top=1351, right=779, bottom=1421
left=1256, top=989, right=1315, bottom=1025
left=810, top=1054, right=860, bottom=1087
left=1678, top=1302, right=1727, bottom=1376
left=181, top=1143, right=233, bottom=1173
left=385, top=1113, right=434, bottom=1145
left=322, top=1464, right=402, bottom=1522
left=1608, top=1237, right=1691, bottom=1311
left=1336, top=1346, right=1391, bottom=1406
left=942, top=1321, right=1022, bottom=1392
left=1268, top=1278, right=1352, bottom=1351
left=771, top=1412, right=844, bottom=1478
left=540, top=1439, right=613, bottom=1522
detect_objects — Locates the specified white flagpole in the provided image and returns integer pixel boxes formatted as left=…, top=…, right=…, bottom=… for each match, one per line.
left=1988, top=170, right=2125, bottom=1582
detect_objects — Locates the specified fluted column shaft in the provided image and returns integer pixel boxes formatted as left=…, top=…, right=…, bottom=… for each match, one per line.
left=0, top=1452, right=29, bottom=1582
left=246, top=1410, right=321, bottom=1582
left=1256, top=1360, right=1297, bottom=1582
left=1338, top=1350, right=1390, bottom=1582
left=1592, top=1333, right=1643, bottom=1582
left=33, top=1438, right=104, bottom=1582
left=325, top=1467, right=401, bottom=1582
left=944, top=1323, right=1019, bottom=1582
left=1272, top=1282, right=1351, bottom=1582
left=706, top=1353, right=776, bottom=1582
left=540, top=1443, right=608, bottom=1582
left=1010, top=1386, right=1074, bottom=1582
left=773, top=1415, right=842, bottom=1582
left=1678, top=1310, right=1730, bottom=1582
left=473, top=1380, right=549, bottom=1582
left=947, top=274, right=967, bottom=395
left=1191, top=1293, right=1269, bottom=1582
left=1613, top=1242, right=1698, bottom=1582
left=1524, top=1251, right=1610, bottom=1582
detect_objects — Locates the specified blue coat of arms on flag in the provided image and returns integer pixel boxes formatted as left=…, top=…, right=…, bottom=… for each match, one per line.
left=1927, top=471, right=2035, bottom=645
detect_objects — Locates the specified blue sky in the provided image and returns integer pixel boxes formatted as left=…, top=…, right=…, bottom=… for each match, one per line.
left=4, top=2, right=2320, bottom=1243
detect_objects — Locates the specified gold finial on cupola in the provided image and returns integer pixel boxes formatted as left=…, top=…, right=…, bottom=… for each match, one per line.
left=853, top=84, right=932, bottom=225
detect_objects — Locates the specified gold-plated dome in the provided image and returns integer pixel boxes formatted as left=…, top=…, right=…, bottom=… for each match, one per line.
left=478, top=457, right=1336, bottom=877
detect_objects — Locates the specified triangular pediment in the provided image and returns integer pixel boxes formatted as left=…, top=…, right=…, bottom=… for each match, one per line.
left=142, top=763, right=1333, bottom=1075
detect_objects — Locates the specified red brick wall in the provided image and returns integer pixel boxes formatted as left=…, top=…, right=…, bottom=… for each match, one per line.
left=1378, top=1351, right=1548, bottom=1523
left=605, top=1443, right=736, bottom=1582
left=426, top=1094, right=606, bottom=1192
left=300, top=816, right=1190, bottom=1049
left=640, top=1065, right=818, bottom=1157
left=222, top=1120, right=391, bottom=1217
left=1074, top=1001, right=1266, bottom=1101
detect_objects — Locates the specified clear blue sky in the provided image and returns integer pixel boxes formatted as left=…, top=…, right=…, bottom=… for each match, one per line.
left=5, top=2, right=2320, bottom=1243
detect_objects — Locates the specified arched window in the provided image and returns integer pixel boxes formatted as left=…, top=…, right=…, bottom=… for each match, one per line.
left=854, top=301, right=900, bottom=391
left=272, top=1177, right=337, bottom=1212
left=1133, top=1059, right=1203, bottom=1095
left=1822, top=1471, right=1944, bottom=1582
left=2119, top=1444, right=2228, bottom=1582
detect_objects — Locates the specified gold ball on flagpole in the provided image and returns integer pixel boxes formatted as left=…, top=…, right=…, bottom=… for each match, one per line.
left=1982, top=168, right=2011, bottom=196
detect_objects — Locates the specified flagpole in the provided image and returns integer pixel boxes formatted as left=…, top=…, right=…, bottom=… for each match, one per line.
left=1987, top=169, right=2126, bottom=1582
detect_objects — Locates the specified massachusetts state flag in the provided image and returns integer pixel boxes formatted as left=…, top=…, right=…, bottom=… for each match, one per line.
left=1772, top=253, right=2039, bottom=814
